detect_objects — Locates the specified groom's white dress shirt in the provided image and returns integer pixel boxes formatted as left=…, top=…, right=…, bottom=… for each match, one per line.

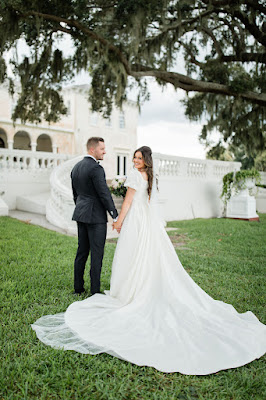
left=85, top=154, right=97, bottom=162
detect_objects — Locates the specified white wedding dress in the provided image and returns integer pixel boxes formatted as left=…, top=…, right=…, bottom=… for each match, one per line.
left=32, top=168, right=266, bottom=375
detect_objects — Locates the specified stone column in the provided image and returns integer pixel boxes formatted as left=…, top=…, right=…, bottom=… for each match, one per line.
left=31, top=142, right=37, bottom=152
left=7, top=140, right=13, bottom=150
left=52, top=144, right=58, bottom=154
left=30, top=142, right=37, bottom=169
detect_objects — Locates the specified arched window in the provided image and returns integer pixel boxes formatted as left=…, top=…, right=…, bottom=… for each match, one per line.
left=36, top=134, right=52, bottom=152
left=13, top=131, right=31, bottom=150
left=0, top=128, right=7, bottom=148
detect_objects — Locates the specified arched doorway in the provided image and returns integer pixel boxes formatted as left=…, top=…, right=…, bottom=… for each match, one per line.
left=0, top=128, right=7, bottom=148
left=36, top=134, right=52, bottom=152
left=13, top=130, right=31, bottom=150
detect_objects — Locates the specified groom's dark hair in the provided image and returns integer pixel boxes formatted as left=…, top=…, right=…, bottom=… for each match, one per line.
left=87, top=137, right=104, bottom=150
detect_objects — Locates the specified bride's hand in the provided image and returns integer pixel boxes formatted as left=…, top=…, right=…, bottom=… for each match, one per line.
left=113, top=221, right=122, bottom=233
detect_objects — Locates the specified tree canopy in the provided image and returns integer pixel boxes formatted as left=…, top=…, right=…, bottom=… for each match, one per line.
left=0, top=0, right=265, bottom=154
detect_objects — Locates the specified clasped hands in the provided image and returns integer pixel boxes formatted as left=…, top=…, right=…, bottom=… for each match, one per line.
left=112, top=220, right=122, bottom=233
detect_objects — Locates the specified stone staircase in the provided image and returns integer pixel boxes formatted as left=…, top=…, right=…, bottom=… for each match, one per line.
left=14, top=189, right=119, bottom=239
left=16, top=191, right=51, bottom=215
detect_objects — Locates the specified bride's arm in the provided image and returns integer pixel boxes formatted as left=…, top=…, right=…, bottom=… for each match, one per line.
left=113, top=187, right=136, bottom=230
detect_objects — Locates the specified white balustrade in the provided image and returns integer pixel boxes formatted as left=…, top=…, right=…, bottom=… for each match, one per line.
left=0, top=148, right=71, bottom=172
left=153, top=153, right=240, bottom=180
left=155, top=154, right=180, bottom=176
left=187, top=161, right=206, bottom=178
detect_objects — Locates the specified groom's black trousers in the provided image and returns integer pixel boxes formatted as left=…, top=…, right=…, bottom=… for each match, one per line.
left=74, top=222, right=107, bottom=294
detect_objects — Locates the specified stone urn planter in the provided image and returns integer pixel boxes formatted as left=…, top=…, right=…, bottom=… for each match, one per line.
left=221, top=170, right=261, bottom=221
left=226, top=178, right=259, bottom=221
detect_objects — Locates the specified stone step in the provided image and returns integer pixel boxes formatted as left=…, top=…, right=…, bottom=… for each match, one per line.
left=16, top=192, right=50, bottom=215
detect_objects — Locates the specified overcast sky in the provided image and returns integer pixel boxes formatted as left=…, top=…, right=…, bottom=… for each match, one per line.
left=136, top=80, right=206, bottom=159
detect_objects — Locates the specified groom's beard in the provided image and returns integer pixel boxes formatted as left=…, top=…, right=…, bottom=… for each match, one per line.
left=95, top=153, right=105, bottom=161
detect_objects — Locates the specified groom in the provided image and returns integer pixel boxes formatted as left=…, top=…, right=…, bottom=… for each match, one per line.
left=71, top=137, right=118, bottom=295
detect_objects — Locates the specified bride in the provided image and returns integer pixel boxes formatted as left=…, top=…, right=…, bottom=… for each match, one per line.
left=32, top=146, right=266, bottom=375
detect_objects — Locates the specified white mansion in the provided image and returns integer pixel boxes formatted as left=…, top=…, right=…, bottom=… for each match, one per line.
left=0, top=83, right=138, bottom=180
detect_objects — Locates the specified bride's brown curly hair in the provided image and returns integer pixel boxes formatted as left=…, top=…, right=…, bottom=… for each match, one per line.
left=133, top=146, right=155, bottom=198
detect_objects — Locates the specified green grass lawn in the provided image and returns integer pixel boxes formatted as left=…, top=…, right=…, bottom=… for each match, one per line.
left=0, top=215, right=265, bottom=400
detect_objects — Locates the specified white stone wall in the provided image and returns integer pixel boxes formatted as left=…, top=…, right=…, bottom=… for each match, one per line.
left=153, top=153, right=242, bottom=221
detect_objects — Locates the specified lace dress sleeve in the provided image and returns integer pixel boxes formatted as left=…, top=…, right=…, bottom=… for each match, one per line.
left=124, top=169, right=141, bottom=191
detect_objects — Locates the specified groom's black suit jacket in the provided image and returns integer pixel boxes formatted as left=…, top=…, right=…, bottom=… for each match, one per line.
left=71, top=156, right=118, bottom=224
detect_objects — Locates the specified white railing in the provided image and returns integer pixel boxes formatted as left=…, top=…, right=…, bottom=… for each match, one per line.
left=153, top=153, right=240, bottom=179
left=0, top=148, right=71, bottom=171
left=155, top=155, right=180, bottom=176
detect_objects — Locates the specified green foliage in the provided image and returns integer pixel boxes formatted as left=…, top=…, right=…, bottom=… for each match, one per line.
left=109, top=178, right=127, bottom=198
left=255, top=151, right=266, bottom=172
left=185, top=90, right=266, bottom=160
left=229, top=144, right=256, bottom=170
left=221, top=169, right=261, bottom=210
left=0, top=0, right=265, bottom=129
left=207, top=143, right=258, bottom=170
left=0, top=216, right=266, bottom=399
left=0, top=56, right=6, bottom=82
left=206, top=143, right=233, bottom=161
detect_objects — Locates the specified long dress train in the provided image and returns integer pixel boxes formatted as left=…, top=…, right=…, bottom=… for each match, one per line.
left=31, top=168, right=266, bottom=375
